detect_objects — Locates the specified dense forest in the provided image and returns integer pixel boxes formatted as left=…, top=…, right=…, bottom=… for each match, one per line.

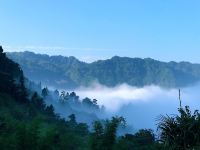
left=28, top=84, right=106, bottom=124
left=2, top=46, right=200, bottom=149
left=7, top=51, right=200, bottom=89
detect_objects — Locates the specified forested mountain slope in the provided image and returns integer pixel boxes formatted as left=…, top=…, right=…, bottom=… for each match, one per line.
left=0, top=46, right=91, bottom=150
left=7, top=51, right=200, bottom=89
left=0, top=46, right=162, bottom=150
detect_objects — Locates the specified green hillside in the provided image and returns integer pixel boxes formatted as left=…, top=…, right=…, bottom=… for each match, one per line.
left=0, top=46, right=91, bottom=150
left=0, top=46, right=162, bottom=150
left=7, top=51, right=200, bottom=89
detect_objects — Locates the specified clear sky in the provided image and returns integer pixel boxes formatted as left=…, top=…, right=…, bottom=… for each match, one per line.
left=1, top=0, right=200, bottom=62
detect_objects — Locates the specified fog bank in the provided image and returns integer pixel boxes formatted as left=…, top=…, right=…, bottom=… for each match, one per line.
left=74, top=83, right=200, bottom=129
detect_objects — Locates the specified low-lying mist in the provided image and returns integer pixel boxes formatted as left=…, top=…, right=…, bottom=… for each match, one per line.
left=73, top=83, right=200, bottom=130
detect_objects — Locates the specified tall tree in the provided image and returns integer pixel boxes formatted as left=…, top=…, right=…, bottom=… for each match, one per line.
left=42, top=87, right=49, bottom=98
left=158, top=106, right=200, bottom=149
left=31, top=92, right=46, bottom=111
left=0, top=46, right=3, bottom=53
left=91, top=116, right=125, bottom=150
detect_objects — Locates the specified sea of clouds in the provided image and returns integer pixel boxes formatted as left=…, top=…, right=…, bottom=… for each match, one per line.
left=74, top=83, right=200, bottom=130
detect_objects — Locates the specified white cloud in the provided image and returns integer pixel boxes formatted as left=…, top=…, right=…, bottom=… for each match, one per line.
left=75, top=83, right=178, bottom=112
left=72, top=83, right=200, bottom=129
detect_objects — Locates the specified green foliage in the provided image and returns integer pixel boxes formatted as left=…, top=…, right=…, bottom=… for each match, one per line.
left=115, top=130, right=161, bottom=150
left=0, top=47, right=90, bottom=150
left=0, top=50, right=27, bottom=102
left=0, top=93, right=90, bottom=150
left=90, top=118, right=161, bottom=150
left=90, top=121, right=104, bottom=150
left=134, top=129, right=155, bottom=145
left=31, top=92, right=46, bottom=111
left=58, top=90, right=101, bottom=112
left=158, top=106, right=200, bottom=149
left=90, top=116, right=126, bottom=150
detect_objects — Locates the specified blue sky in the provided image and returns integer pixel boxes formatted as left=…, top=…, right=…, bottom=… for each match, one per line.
left=1, top=0, right=200, bottom=62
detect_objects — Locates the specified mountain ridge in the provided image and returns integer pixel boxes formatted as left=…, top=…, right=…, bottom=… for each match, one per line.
left=7, top=51, right=200, bottom=89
